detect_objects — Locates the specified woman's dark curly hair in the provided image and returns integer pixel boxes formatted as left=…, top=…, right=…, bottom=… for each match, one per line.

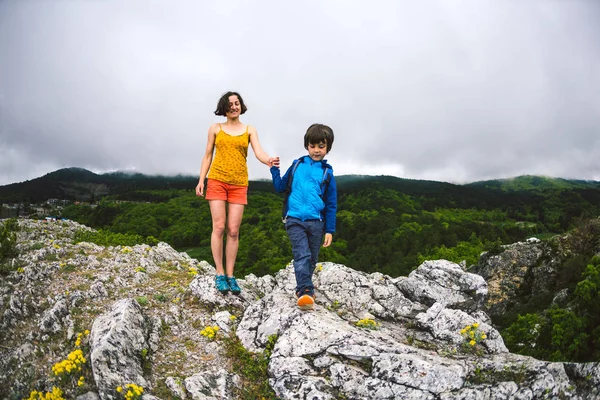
left=304, top=123, right=334, bottom=152
left=214, top=91, right=248, bottom=116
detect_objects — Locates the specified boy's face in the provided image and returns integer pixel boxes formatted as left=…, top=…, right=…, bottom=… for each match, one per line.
left=308, top=141, right=328, bottom=161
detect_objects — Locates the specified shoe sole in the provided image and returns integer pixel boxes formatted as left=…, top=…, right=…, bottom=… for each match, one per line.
left=297, top=295, right=315, bottom=310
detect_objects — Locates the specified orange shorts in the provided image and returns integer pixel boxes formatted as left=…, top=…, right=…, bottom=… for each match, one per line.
left=205, top=179, right=248, bottom=205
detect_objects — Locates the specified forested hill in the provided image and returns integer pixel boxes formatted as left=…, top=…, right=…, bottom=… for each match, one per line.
left=2, top=167, right=600, bottom=205
left=4, top=167, right=600, bottom=278
left=14, top=167, right=590, bottom=278
left=0, top=168, right=198, bottom=203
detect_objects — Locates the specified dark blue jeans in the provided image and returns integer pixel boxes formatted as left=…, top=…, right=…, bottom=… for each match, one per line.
left=285, top=217, right=324, bottom=297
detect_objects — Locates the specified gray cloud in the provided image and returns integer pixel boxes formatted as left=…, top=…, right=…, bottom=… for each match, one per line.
left=1, top=0, right=599, bottom=186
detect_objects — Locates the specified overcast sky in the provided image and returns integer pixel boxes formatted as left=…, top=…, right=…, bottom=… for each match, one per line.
left=1, top=0, right=599, bottom=186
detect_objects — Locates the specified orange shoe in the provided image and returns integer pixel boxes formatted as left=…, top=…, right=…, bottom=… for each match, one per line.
left=296, top=291, right=317, bottom=300
left=297, top=294, right=315, bottom=310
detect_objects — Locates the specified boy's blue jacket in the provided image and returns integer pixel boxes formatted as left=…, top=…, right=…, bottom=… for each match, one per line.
left=270, top=156, right=337, bottom=234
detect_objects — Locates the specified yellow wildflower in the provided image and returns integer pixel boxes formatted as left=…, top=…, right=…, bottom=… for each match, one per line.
left=356, top=318, right=379, bottom=330
left=200, top=326, right=220, bottom=340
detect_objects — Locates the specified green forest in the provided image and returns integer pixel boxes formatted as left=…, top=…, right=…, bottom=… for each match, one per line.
left=59, top=175, right=600, bottom=279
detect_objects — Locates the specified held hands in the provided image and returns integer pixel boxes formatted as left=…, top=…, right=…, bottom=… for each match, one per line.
left=195, top=181, right=204, bottom=197
left=323, top=233, right=332, bottom=247
left=268, top=156, right=280, bottom=168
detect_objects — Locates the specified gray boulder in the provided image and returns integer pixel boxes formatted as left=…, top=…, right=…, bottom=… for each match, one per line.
left=89, top=298, right=150, bottom=399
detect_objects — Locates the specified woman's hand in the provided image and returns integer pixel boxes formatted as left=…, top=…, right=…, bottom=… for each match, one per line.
left=323, top=233, right=333, bottom=247
left=195, top=181, right=205, bottom=197
left=268, top=156, right=280, bottom=168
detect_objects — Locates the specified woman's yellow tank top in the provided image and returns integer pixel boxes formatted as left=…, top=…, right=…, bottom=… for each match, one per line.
left=207, top=125, right=250, bottom=186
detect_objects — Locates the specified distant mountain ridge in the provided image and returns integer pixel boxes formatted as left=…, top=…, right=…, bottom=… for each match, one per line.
left=1, top=167, right=599, bottom=203
left=0, top=168, right=199, bottom=203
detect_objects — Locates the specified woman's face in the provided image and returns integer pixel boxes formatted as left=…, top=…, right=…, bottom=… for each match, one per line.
left=226, top=95, right=241, bottom=118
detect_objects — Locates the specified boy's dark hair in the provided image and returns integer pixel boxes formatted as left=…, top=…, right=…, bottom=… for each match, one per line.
left=214, top=91, right=248, bottom=116
left=304, top=123, right=334, bottom=153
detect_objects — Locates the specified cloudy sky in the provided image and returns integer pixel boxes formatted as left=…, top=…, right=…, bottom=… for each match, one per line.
left=1, top=0, right=599, bottom=186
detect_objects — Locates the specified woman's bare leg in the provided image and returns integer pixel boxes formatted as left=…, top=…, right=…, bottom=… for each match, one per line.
left=209, top=200, right=227, bottom=275
left=225, top=203, right=245, bottom=277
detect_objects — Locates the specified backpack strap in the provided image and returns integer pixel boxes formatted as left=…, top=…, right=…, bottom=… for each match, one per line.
left=282, top=157, right=304, bottom=222
left=319, top=165, right=332, bottom=200
left=286, top=157, right=304, bottom=193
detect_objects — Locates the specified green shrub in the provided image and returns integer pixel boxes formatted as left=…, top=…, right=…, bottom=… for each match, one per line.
left=503, top=256, right=600, bottom=362
left=0, top=218, right=19, bottom=274
left=153, top=293, right=168, bottom=303
left=135, top=296, right=149, bottom=307
left=222, top=333, right=278, bottom=399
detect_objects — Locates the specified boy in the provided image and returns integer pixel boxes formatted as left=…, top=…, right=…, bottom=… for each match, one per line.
left=270, top=123, right=337, bottom=310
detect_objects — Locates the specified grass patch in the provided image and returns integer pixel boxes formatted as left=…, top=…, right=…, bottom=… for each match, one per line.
left=153, top=293, right=168, bottom=303
left=466, top=363, right=528, bottom=385
left=60, top=263, right=77, bottom=273
left=44, top=253, right=59, bottom=262
left=222, top=332, right=278, bottom=399
left=29, top=242, right=44, bottom=251
left=135, top=296, right=149, bottom=307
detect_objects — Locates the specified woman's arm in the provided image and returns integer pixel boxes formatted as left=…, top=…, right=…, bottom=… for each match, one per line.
left=248, top=125, right=276, bottom=167
left=195, top=124, right=218, bottom=197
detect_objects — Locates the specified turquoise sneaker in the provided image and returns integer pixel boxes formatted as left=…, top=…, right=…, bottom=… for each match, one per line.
left=215, top=274, right=230, bottom=293
left=226, top=276, right=241, bottom=294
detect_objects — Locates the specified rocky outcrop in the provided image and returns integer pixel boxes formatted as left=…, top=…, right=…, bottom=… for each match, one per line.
left=474, top=220, right=600, bottom=319
left=0, top=219, right=599, bottom=399
left=89, top=298, right=152, bottom=398
left=474, top=240, right=548, bottom=316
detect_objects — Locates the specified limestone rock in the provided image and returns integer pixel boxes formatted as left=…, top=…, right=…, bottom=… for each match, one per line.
left=89, top=298, right=150, bottom=399
left=397, top=259, right=488, bottom=311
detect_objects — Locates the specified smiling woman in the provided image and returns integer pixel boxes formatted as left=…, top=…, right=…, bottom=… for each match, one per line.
left=195, top=91, right=280, bottom=295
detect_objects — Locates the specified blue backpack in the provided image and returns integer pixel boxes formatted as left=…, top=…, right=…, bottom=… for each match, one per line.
left=282, top=156, right=332, bottom=222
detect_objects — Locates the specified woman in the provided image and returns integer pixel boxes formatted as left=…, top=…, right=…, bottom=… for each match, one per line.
left=196, top=91, right=279, bottom=294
